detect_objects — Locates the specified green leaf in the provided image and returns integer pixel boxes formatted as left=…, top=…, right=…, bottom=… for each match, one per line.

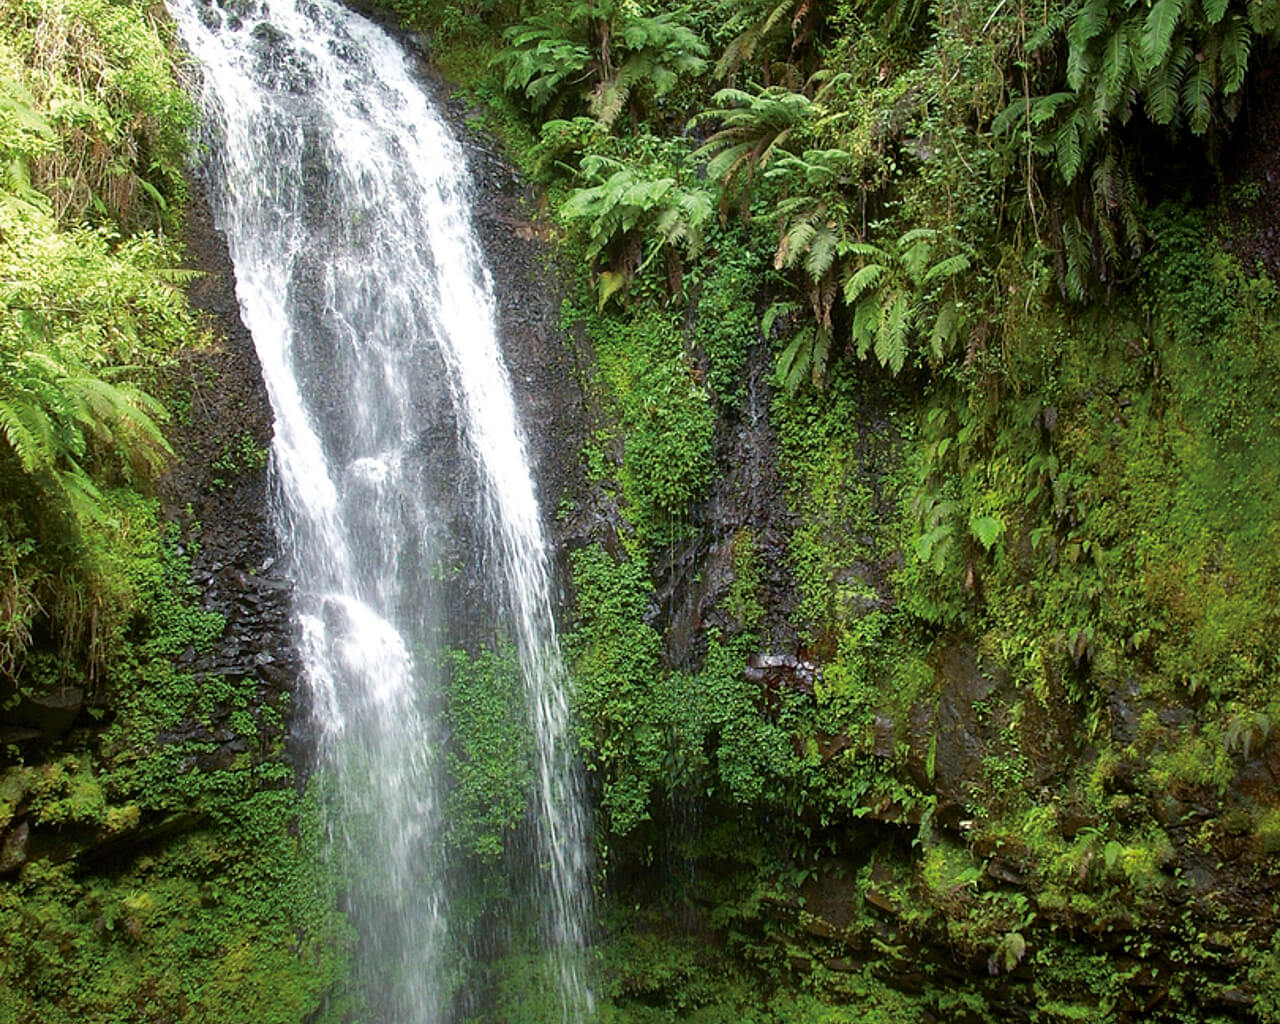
left=1144, top=39, right=1191, bottom=123
left=875, top=291, right=911, bottom=374
left=1069, top=0, right=1109, bottom=53
left=803, top=226, right=839, bottom=282
left=968, top=515, right=1004, bottom=551
left=1220, top=16, right=1253, bottom=95
left=929, top=303, right=962, bottom=361
left=1055, top=115, right=1084, bottom=182
left=1201, top=0, right=1230, bottom=24
left=1181, top=60, right=1214, bottom=133
left=597, top=270, right=627, bottom=309
left=843, top=262, right=887, bottom=303
left=1141, top=0, right=1188, bottom=70
left=922, top=252, right=971, bottom=285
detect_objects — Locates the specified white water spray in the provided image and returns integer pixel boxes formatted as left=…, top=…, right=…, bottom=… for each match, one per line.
left=164, top=0, right=591, bottom=1017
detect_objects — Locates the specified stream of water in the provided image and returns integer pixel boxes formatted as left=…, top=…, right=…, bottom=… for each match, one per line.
left=163, top=0, right=591, bottom=1017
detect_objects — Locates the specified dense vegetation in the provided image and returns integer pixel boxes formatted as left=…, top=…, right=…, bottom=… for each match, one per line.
left=0, top=2, right=347, bottom=1019
left=4, top=0, right=1280, bottom=1020
left=395, top=0, right=1280, bottom=1020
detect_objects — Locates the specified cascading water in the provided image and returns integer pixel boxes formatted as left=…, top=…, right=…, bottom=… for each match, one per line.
left=163, top=0, right=591, bottom=1018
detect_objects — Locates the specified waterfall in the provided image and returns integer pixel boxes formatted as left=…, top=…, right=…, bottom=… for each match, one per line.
left=163, top=0, right=591, bottom=1018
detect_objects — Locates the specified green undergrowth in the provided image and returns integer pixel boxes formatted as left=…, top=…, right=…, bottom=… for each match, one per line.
left=1, top=1, right=351, bottom=1017
left=0, top=494, right=349, bottom=1022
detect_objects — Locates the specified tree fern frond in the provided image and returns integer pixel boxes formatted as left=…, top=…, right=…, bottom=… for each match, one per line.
left=803, top=225, right=839, bottom=282
left=1069, top=0, right=1110, bottom=50
left=777, top=221, right=817, bottom=269
left=1181, top=59, right=1214, bottom=133
left=1144, top=38, right=1192, bottom=123
left=875, top=290, right=912, bottom=374
left=843, top=262, right=888, bottom=303
left=922, top=253, right=971, bottom=285
left=1055, top=114, right=1085, bottom=182
left=0, top=394, right=56, bottom=473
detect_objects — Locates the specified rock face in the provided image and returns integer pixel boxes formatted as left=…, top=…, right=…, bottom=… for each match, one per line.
left=164, top=184, right=304, bottom=752
left=0, top=176, right=300, bottom=876
left=431, top=99, right=593, bottom=613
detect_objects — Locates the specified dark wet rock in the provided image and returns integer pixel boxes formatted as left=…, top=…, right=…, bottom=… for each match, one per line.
left=929, top=644, right=1002, bottom=816
left=0, top=819, right=29, bottom=874
left=873, top=714, right=895, bottom=758
left=406, top=31, right=431, bottom=58
left=1109, top=678, right=1142, bottom=745
left=0, top=686, right=84, bottom=744
left=745, top=652, right=823, bottom=697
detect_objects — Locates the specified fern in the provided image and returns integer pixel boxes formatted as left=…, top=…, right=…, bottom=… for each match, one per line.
left=1181, top=59, right=1214, bottom=133
left=500, top=3, right=705, bottom=129
left=1220, top=15, right=1253, bottom=93
left=562, top=158, right=712, bottom=304
left=694, top=84, right=829, bottom=214
left=713, top=0, right=824, bottom=79
left=840, top=229, right=974, bottom=377
left=1140, top=0, right=1188, bottom=69
left=1143, top=38, right=1192, bottom=122
left=1201, top=0, right=1230, bottom=24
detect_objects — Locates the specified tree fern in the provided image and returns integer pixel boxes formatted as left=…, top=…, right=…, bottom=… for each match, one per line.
left=694, top=84, right=829, bottom=214
left=500, top=2, right=706, bottom=129
left=713, top=0, right=825, bottom=80
left=562, top=156, right=712, bottom=305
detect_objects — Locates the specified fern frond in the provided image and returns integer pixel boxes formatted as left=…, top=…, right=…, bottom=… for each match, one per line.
left=843, top=262, right=888, bottom=303
left=1068, top=0, right=1108, bottom=88
left=922, top=253, right=971, bottom=286
left=1201, top=0, right=1230, bottom=25
left=803, top=225, right=839, bottom=282
left=0, top=394, right=56, bottom=473
left=875, top=290, right=911, bottom=374
left=776, top=221, right=817, bottom=269
left=1220, top=15, right=1253, bottom=95
left=1055, top=114, right=1085, bottom=182
left=1141, top=0, right=1188, bottom=70
left=1181, top=59, right=1214, bottom=133
left=1144, top=38, right=1192, bottom=123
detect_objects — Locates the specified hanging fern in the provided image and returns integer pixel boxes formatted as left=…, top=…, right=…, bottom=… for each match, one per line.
left=994, top=0, right=1280, bottom=300
left=842, top=229, right=972, bottom=375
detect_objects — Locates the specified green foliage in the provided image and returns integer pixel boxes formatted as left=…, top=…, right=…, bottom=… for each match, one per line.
left=0, top=501, right=348, bottom=1022
left=563, top=153, right=713, bottom=306
left=571, top=304, right=715, bottom=534
left=689, top=232, right=761, bottom=406
left=0, top=0, right=204, bottom=688
left=444, top=644, right=535, bottom=861
left=566, top=543, right=664, bottom=835
left=498, top=0, right=707, bottom=129
left=387, top=3, right=1280, bottom=1020
left=842, top=228, right=972, bottom=375
left=694, top=82, right=830, bottom=215
left=0, top=0, right=195, bottom=232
